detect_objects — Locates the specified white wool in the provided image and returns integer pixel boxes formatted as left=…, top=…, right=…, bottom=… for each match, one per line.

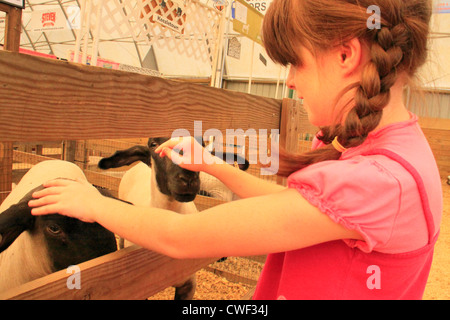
left=0, top=230, right=53, bottom=292
left=0, top=160, right=86, bottom=212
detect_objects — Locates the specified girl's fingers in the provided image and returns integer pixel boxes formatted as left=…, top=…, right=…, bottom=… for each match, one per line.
left=30, top=204, right=60, bottom=216
left=29, top=194, right=59, bottom=207
left=33, top=178, right=88, bottom=198
left=155, top=138, right=182, bottom=154
left=165, top=148, right=184, bottom=165
left=29, top=193, right=63, bottom=216
left=32, top=186, right=64, bottom=199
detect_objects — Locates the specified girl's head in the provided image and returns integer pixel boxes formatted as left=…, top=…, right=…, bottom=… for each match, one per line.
left=262, top=0, right=432, bottom=176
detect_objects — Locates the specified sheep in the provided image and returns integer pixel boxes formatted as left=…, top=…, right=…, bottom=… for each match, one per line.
left=0, top=160, right=118, bottom=292
left=98, top=138, right=200, bottom=300
left=98, top=137, right=249, bottom=300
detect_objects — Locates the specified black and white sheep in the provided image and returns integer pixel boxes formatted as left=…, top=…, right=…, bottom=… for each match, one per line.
left=98, top=137, right=248, bottom=300
left=0, top=160, right=117, bottom=292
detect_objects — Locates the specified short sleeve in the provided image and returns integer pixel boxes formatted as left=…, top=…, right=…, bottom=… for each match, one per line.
left=287, top=156, right=402, bottom=253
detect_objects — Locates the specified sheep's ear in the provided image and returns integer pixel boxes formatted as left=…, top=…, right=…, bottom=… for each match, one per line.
left=96, top=187, right=133, bottom=205
left=98, top=146, right=151, bottom=169
left=0, top=199, right=35, bottom=254
left=233, top=154, right=250, bottom=171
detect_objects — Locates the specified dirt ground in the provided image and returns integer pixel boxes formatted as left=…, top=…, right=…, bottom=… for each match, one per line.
left=150, top=179, right=450, bottom=301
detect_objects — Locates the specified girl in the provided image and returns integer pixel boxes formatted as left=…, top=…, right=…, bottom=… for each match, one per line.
left=29, top=0, right=442, bottom=299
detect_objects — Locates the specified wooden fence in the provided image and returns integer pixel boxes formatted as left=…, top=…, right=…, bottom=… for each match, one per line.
left=0, top=49, right=308, bottom=299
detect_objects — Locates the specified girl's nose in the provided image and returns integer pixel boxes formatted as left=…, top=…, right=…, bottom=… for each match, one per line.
left=286, top=66, right=296, bottom=90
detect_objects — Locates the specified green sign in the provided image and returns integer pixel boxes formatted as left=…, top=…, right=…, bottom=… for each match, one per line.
left=232, top=0, right=264, bottom=45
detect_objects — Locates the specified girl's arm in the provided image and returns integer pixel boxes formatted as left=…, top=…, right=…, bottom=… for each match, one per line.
left=202, top=161, right=285, bottom=199
left=29, top=179, right=363, bottom=259
left=155, top=137, right=286, bottom=199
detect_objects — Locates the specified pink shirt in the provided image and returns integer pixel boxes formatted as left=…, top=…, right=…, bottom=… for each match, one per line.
left=253, top=114, right=442, bottom=300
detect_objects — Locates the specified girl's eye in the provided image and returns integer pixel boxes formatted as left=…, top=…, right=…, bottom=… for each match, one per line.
left=150, top=142, right=158, bottom=148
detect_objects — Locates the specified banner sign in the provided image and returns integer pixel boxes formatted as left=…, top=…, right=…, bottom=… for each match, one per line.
left=435, top=1, right=450, bottom=13
left=232, top=0, right=264, bottom=45
left=28, top=7, right=80, bottom=32
left=0, top=0, right=25, bottom=9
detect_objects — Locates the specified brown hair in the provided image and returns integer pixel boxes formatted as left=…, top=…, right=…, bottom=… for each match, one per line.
left=262, top=0, right=432, bottom=177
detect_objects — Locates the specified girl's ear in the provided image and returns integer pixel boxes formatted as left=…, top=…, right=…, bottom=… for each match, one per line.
left=337, top=37, right=363, bottom=77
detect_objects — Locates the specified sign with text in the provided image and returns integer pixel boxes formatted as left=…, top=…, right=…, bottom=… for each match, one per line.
left=232, top=0, right=264, bottom=45
left=28, top=7, right=80, bottom=32
left=0, top=0, right=25, bottom=9
left=435, top=1, right=450, bottom=13
left=142, top=0, right=187, bottom=34
left=243, top=0, right=272, bottom=14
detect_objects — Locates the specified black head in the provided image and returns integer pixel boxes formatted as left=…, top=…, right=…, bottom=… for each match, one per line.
left=0, top=185, right=117, bottom=272
left=147, top=137, right=200, bottom=202
left=35, top=214, right=117, bottom=271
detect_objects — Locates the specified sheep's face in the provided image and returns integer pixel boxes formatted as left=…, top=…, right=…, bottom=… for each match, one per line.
left=36, top=215, right=117, bottom=271
left=148, top=138, right=200, bottom=202
left=0, top=186, right=118, bottom=273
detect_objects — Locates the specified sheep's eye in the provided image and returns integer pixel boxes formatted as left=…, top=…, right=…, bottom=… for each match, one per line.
left=46, top=224, right=62, bottom=235
left=150, top=142, right=158, bottom=148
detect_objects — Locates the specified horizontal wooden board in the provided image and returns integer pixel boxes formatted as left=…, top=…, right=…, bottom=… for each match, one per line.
left=0, top=245, right=217, bottom=300
left=0, top=51, right=281, bottom=142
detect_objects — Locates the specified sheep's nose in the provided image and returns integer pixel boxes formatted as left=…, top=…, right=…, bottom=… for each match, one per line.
left=177, top=174, right=198, bottom=188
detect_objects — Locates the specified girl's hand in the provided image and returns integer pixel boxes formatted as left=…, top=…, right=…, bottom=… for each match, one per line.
left=28, top=178, right=103, bottom=223
left=155, top=136, right=223, bottom=172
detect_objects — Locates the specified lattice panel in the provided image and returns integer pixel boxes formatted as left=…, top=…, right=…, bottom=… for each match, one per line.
left=97, top=0, right=223, bottom=63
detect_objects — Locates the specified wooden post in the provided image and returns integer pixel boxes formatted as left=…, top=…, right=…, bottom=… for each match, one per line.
left=0, top=3, right=22, bottom=51
left=277, top=98, right=319, bottom=185
left=0, top=2, right=22, bottom=204
left=0, top=142, right=13, bottom=204
left=63, top=141, right=77, bottom=163
left=278, top=98, right=299, bottom=185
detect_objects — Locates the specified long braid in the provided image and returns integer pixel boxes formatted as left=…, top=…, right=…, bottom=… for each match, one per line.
left=319, top=24, right=406, bottom=149
left=263, top=0, right=432, bottom=177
